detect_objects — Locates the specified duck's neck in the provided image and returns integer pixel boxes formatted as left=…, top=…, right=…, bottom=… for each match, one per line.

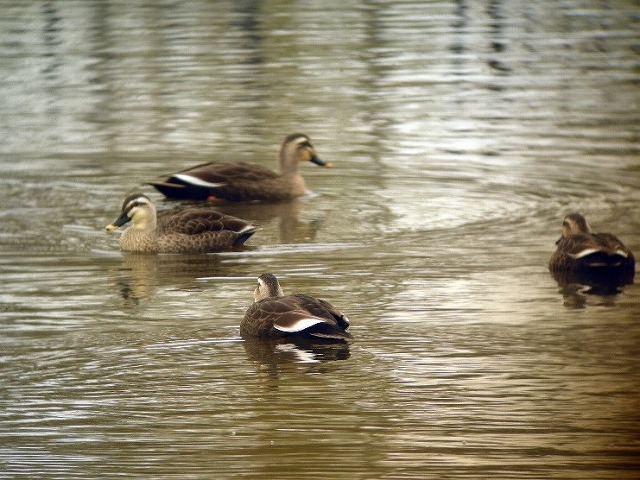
left=131, top=205, right=158, bottom=231
left=270, top=285, right=285, bottom=297
left=132, top=215, right=157, bottom=231
left=120, top=209, right=158, bottom=252
left=279, top=146, right=299, bottom=176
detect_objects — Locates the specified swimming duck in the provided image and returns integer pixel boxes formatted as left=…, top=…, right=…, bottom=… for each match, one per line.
left=240, top=273, right=352, bottom=340
left=106, top=193, right=258, bottom=253
left=148, top=133, right=332, bottom=202
left=549, top=212, right=635, bottom=274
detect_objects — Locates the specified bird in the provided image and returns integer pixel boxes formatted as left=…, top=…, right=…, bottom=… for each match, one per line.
left=549, top=212, right=635, bottom=275
left=148, top=133, right=332, bottom=202
left=105, top=193, right=258, bottom=253
left=240, top=273, right=352, bottom=341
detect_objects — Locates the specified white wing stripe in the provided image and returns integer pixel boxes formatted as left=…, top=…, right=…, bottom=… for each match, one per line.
left=570, top=248, right=629, bottom=259
left=172, top=173, right=226, bottom=189
left=274, top=318, right=324, bottom=333
left=570, top=248, right=600, bottom=259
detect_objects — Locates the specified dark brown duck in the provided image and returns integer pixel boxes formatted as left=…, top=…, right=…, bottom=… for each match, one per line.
left=148, top=133, right=331, bottom=202
left=549, top=212, right=635, bottom=276
left=240, top=274, right=352, bottom=341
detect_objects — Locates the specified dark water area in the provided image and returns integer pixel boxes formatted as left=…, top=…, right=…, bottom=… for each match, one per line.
left=1, top=1, right=639, bottom=478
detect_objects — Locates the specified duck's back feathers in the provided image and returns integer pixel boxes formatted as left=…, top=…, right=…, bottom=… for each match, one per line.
left=292, top=294, right=351, bottom=330
left=154, top=209, right=257, bottom=253
left=150, top=162, right=282, bottom=201
left=177, top=161, right=278, bottom=184
left=592, top=232, right=634, bottom=259
left=241, top=294, right=351, bottom=341
left=549, top=214, right=635, bottom=275
left=158, top=208, right=256, bottom=237
left=550, top=235, right=634, bottom=271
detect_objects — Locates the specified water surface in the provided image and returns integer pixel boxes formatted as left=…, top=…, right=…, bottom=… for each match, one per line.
left=1, top=1, right=639, bottom=478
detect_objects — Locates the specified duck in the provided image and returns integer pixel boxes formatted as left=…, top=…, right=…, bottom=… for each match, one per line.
left=148, top=133, right=332, bottom=202
left=549, top=212, right=635, bottom=275
left=240, top=273, right=352, bottom=341
left=105, top=193, right=258, bottom=253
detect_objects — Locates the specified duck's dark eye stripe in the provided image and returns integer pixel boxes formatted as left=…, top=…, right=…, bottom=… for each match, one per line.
left=125, top=200, right=145, bottom=213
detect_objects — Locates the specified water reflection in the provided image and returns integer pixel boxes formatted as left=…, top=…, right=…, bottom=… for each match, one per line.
left=110, top=253, right=226, bottom=303
left=486, top=0, right=511, bottom=75
left=243, top=337, right=351, bottom=374
left=1, top=1, right=639, bottom=479
left=41, top=2, right=62, bottom=80
left=551, top=269, right=635, bottom=309
left=214, top=199, right=321, bottom=244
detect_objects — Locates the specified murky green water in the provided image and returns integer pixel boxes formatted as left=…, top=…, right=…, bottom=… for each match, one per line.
left=1, top=1, right=639, bottom=478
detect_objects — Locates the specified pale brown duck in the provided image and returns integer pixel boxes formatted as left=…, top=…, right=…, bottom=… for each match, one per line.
left=148, top=133, right=331, bottom=202
left=106, top=193, right=258, bottom=254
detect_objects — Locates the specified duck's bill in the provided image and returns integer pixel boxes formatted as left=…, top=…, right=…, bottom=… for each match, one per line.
left=105, top=212, right=131, bottom=231
left=310, top=156, right=332, bottom=168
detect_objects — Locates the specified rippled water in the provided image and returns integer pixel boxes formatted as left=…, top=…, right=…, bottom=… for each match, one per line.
left=1, top=1, right=639, bottom=478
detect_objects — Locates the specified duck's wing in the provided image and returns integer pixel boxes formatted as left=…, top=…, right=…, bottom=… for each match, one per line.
left=552, top=232, right=636, bottom=272
left=557, top=233, right=604, bottom=259
left=282, top=295, right=352, bottom=340
left=264, top=297, right=328, bottom=332
left=241, top=297, right=324, bottom=338
left=153, top=209, right=257, bottom=253
left=150, top=162, right=278, bottom=200
left=242, top=295, right=351, bottom=340
left=148, top=162, right=227, bottom=200
left=292, top=295, right=350, bottom=330
left=593, top=232, right=634, bottom=259
left=177, top=162, right=277, bottom=184
left=158, top=209, right=257, bottom=236
left=550, top=234, right=600, bottom=271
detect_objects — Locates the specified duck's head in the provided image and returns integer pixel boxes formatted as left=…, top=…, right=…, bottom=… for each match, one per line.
left=254, top=273, right=285, bottom=301
left=557, top=212, right=592, bottom=244
left=106, top=193, right=156, bottom=231
left=280, top=133, right=332, bottom=169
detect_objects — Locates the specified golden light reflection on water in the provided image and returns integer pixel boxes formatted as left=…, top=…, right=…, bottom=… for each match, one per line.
left=0, top=1, right=639, bottom=478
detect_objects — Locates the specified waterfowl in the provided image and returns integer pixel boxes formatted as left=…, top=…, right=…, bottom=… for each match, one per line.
left=549, top=212, right=635, bottom=275
left=240, top=273, right=352, bottom=341
left=148, top=133, right=332, bottom=202
left=106, top=193, right=258, bottom=254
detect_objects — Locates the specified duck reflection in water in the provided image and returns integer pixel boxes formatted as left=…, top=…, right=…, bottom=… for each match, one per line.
left=243, top=336, right=351, bottom=371
left=111, top=253, right=226, bottom=304
left=215, top=198, right=321, bottom=244
left=552, top=270, right=630, bottom=308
